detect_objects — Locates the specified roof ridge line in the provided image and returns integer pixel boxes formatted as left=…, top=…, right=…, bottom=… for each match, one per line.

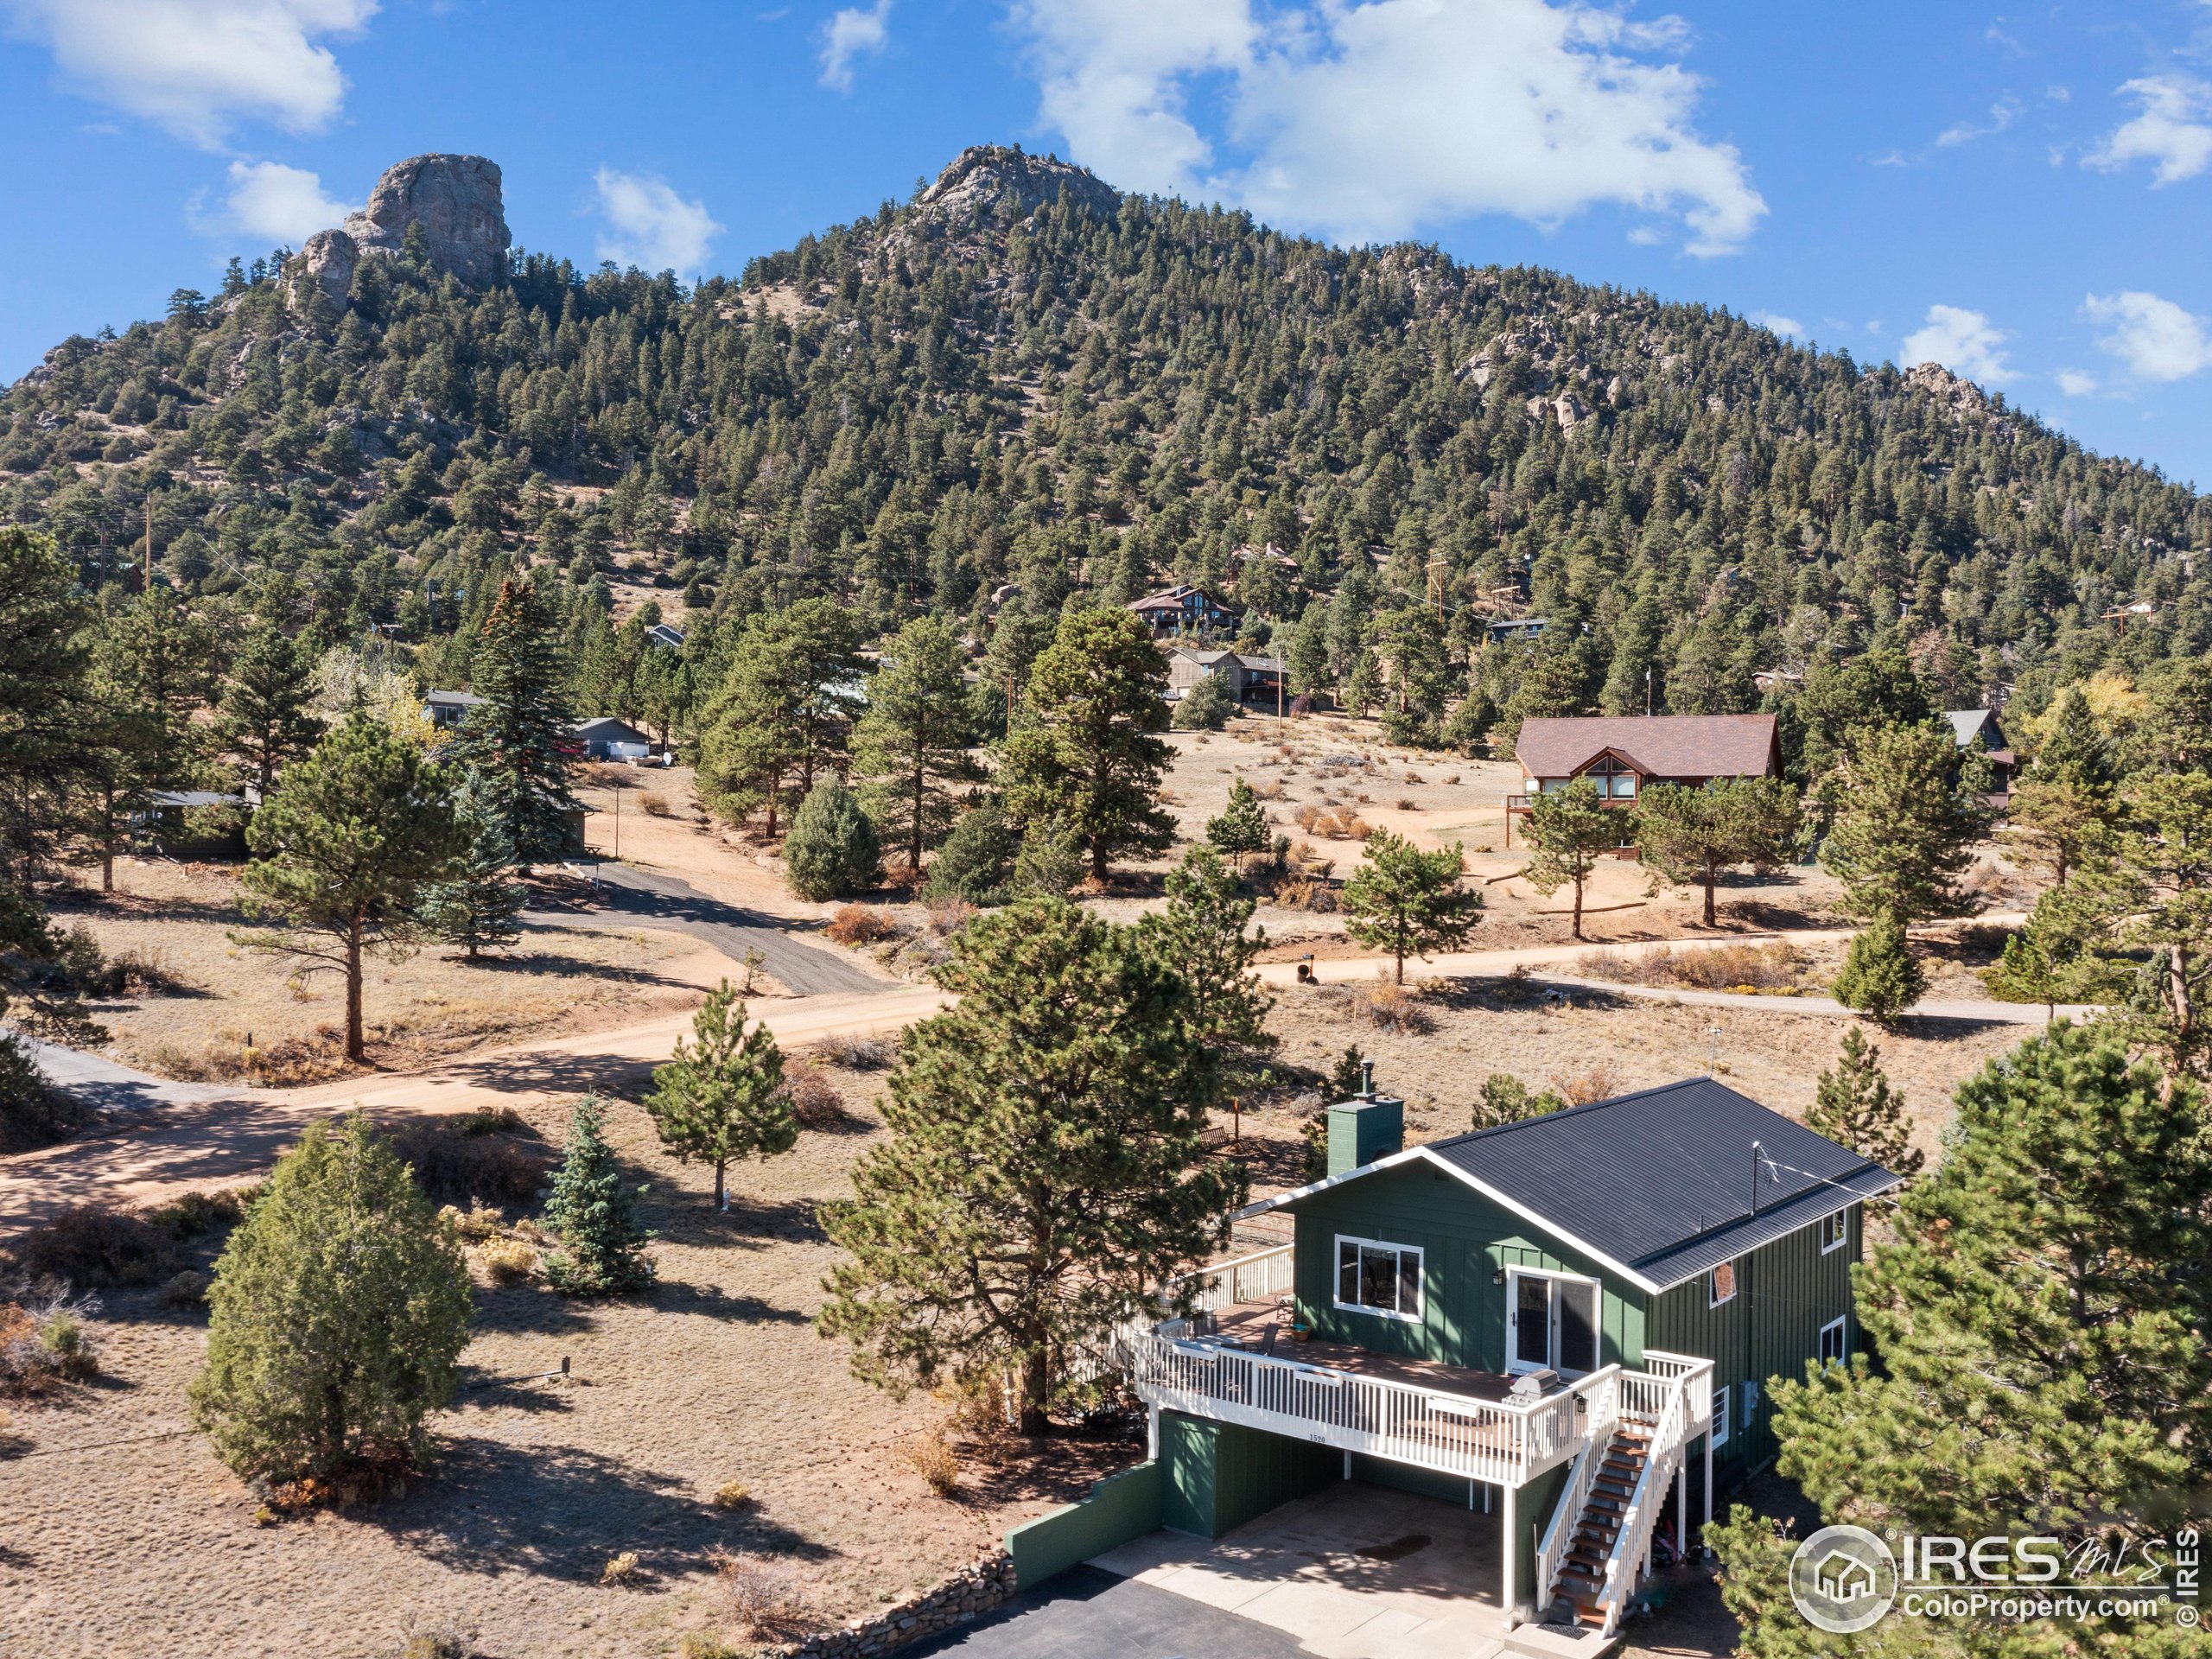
left=1432, top=1075, right=1718, bottom=1148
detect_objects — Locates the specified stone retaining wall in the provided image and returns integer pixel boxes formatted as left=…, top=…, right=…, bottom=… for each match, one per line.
left=780, top=1551, right=1018, bottom=1658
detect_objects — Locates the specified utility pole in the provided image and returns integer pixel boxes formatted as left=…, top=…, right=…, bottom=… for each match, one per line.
left=1646, top=664, right=1653, bottom=716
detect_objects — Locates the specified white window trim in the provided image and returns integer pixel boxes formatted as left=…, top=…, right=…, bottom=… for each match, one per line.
left=1820, top=1209, right=1849, bottom=1255
left=1333, top=1233, right=1424, bottom=1324
left=1708, top=1261, right=1738, bottom=1308
left=1503, top=1265, right=1605, bottom=1376
left=1710, top=1385, right=1731, bottom=1447
left=1818, top=1315, right=1847, bottom=1367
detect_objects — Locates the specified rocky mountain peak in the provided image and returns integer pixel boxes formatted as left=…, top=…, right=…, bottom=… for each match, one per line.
left=914, top=145, right=1120, bottom=226
left=285, top=153, right=510, bottom=315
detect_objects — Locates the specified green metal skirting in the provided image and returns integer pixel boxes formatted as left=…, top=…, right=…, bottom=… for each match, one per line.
left=1005, top=1460, right=1165, bottom=1590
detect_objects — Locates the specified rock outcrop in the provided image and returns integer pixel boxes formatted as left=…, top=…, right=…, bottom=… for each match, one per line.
left=912, top=145, right=1120, bottom=227
left=343, top=153, right=510, bottom=285
left=284, top=228, right=359, bottom=315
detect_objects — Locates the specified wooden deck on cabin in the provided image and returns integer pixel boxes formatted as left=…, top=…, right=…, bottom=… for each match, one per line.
left=1198, top=1299, right=1522, bottom=1403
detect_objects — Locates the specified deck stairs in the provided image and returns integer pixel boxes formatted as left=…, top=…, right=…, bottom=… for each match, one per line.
left=1554, top=1425, right=1652, bottom=1627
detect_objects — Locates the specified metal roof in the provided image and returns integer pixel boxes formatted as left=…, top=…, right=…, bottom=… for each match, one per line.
left=1426, top=1078, right=1897, bottom=1290
left=1249, top=1077, right=1898, bottom=1293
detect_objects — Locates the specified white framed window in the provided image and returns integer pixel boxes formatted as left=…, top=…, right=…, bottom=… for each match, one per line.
left=1335, top=1235, right=1423, bottom=1322
left=1710, top=1385, right=1731, bottom=1447
left=1819, top=1316, right=1847, bottom=1367
left=1708, top=1260, right=1738, bottom=1308
left=1819, top=1211, right=1848, bottom=1255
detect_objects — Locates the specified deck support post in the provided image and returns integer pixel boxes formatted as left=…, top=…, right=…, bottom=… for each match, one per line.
left=1675, top=1465, right=1686, bottom=1566
left=1501, top=1483, right=1518, bottom=1630
left=1703, top=1424, right=1713, bottom=1529
left=1147, top=1404, right=1160, bottom=1462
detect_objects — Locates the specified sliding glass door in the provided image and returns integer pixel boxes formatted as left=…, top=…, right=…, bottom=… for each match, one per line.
left=1504, top=1268, right=1601, bottom=1377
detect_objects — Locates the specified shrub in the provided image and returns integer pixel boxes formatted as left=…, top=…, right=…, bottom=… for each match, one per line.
left=188, top=1114, right=472, bottom=1491
left=924, top=895, right=975, bottom=935
left=8, top=1205, right=174, bottom=1287
left=0, top=1294, right=102, bottom=1398
left=921, top=799, right=1018, bottom=906
left=542, top=1096, right=656, bottom=1295
left=158, top=1269, right=213, bottom=1309
left=823, top=905, right=898, bottom=946
left=1550, top=1064, right=1620, bottom=1107
left=778, top=1062, right=844, bottom=1128
left=638, top=792, right=673, bottom=818
left=400, top=1635, right=470, bottom=1659
left=0, top=1032, right=82, bottom=1154
left=713, top=1548, right=808, bottom=1638
left=679, top=1636, right=745, bottom=1659
left=904, top=1428, right=960, bottom=1494
left=814, top=1032, right=894, bottom=1071
left=1171, top=671, right=1236, bottom=730
left=1475, top=1073, right=1567, bottom=1129
left=1349, top=977, right=1430, bottom=1033
left=712, top=1479, right=753, bottom=1510
left=147, top=1186, right=257, bottom=1238
left=783, top=778, right=882, bottom=901
left=480, top=1239, right=536, bottom=1285
left=387, top=1113, right=550, bottom=1210
left=601, top=1551, right=644, bottom=1588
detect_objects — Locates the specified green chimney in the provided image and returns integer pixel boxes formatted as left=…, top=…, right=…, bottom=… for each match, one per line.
left=1326, top=1065, right=1404, bottom=1176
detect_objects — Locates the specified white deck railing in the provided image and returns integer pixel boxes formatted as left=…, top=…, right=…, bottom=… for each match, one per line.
left=1169, top=1243, right=1296, bottom=1313
left=1535, top=1370, right=1621, bottom=1610
left=1128, top=1328, right=1614, bottom=1488
left=1595, top=1353, right=1714, bottom=1636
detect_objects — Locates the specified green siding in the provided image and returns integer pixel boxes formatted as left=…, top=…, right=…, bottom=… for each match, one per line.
left=1005, top=1461, right=1164, bottom=1588
left=1286, top=1160, right=1647, bottom=1374
left=1645, top=1202, right=1862, bottom=1475
left=1160, top=1412, right=1338, bottom=1537
left=1347, top=1452, right=1477, bottom=1505
left=1515, top=1463, right=1572, bottom=1610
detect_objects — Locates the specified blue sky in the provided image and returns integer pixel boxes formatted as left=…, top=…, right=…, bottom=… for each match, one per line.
left=3, top=0, right=2209, bottom=486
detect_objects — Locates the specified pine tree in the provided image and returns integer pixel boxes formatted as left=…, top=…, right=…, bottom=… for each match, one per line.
left=645, top=981, right=796, bottom=1210
left=188, top=1113, right=471, bottom=1487
left=920, top=798, right=1018, bottom=906
left=1714, top=1024, right=2212, bottom=1659
left=1829, top=909, right=1925, bottom=1026
left=1001, top=607, right=1175, bottom=882
left=817, top=899, right=1244, bottom=1433
left=1474, top=1073, right=1567, bottom=1130
left=850, top=616, right=985, bottom=876
left=1342, top=830, right=1481, bottom=983
left=1139, top=846, right=1275, bottom=1075
left=1521, top=778, right=1624, bottom=940
left=1008, top=815, right=1084, bottom=899
left=1821, top=721, right=1989, bottom=924
left=1808, top=1027, right=1923, bottom=1177
left=543, top=1095, right=655, bottom=1294
left=1205, top=777, right=1269, bottom=868
left=89, top=587, right=223, bottom=786
left=1634, top=776, right=1802, bottom=927
left=782, top=776, right=882, bottom=900
left=696, top=600, right=866, bottom=840
left=2082, top=769, right=2212, bottom=1077
left=2003, top=686, right=2118, bottom=887
left=1983, top=884, right=2124, bottom=1021
left=449, top=577, right=576, bottom=868
left=216, top=621, right=322, bottom=797
left=418, top=769, right=526, bottom=960
left=238, top=714, right=466, bottom=1060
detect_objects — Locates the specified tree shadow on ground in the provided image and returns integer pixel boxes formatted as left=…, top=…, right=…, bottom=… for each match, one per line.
left=376, top=1439, right=838, bottom=1581
left=648, top=1278, right=810, bottom=1325
left=944, top=1432, right=1144, bottom=1513
left=1227, top=1134, right=1308, bottom=1191
left=469, top=1283, right=599, bottom=1338
left=658, top=1195, right=827, bottom=1251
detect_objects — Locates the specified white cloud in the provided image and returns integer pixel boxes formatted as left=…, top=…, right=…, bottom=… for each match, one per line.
left=3, top=0, right=376, bottom=149
left=1749, top=310, right=1806, bottom=339
left=1900, top=304, right=2018, bottom=385
left=590, top=168, right=723, bottom=275
left=819, top=0, right=891, bottom=92
left=1011, top=0, right=1767, bottom=255
left=218, top=159, right=354, bottom=242
left=2086, top=75, right=2212, bottom=185
left=2055, top=369, right=2098, bottom=397
left=2084, top=289, right=2212, bottom=382
left=1936, top=97, right=2020, bottom=148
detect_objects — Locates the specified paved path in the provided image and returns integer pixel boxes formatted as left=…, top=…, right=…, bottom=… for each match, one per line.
left=546, top=860, right=890, bottom=996
left=11, top=1034, right=228, bottom=1113
left=906, top=1566, right=1308, bottom=1659
left=1534, top=976, right=2093, bottom=1026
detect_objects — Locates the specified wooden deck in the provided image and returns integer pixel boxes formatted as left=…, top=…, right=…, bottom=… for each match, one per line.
left=1202, top=1300, right=1520, bottom=1403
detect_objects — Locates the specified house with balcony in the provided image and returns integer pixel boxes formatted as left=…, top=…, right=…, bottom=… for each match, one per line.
left=1944, top=709, right=2016, bottom=810
left=1120, top=1074, right=1897, bottom=1638
left=1130, top=584, right=1240, bottom=640
left=1503, top=714, right=1782, bottom=852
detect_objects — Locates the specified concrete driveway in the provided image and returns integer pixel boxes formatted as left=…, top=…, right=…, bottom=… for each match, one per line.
left=905, top=1565, right=1308, bottom=1659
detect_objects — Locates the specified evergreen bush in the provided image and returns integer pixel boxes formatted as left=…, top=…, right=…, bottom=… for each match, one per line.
left=783, top=778, right=882, bottom=902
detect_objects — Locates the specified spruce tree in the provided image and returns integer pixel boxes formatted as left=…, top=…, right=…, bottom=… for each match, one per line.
left=1205, top=777, right=1269, bottom=868
left=419, top=769, right=527, bottom=960
left=1633, top=776, right=1802, bottom=927
left=449, top=577, right=577, bottom=869
left=1821, top=720, right=1989, bottom=924
left=543, top=1095, right=655, bottom=1294
left=1829, top=909, right=1925, bottom=1026
left=850, top=616, right=985, bottom=876
left=1714, top=1024, right=2212, bottom=1658
left=1807, top=1027, right=1923, bottom=1177
left=238, top=713, right=465, bottom=1060
left=216, top=621, right=323, bottom=798
left=1001, top=607, right=1175, bottom=882
left=188, top=1114, right=471, bottom=1487
left=1343, top=830, right=1481, bottom=983
left=819, top=899, right=1244, bottom=1433
left=782, top=776, right=882, bottom=900
left=1521, top=778, right=1623, bottom=940
left=645, top=981, right=796, bottom=1210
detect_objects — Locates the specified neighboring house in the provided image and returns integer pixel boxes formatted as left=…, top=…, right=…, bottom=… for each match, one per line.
left=1944, top=709, right=2016, bottom=809
left=1484, top=617, right=1549, bottom=645
left=1164, top=646, right=1286, bottom=705
left=1126, top=1075, right=1897, bottom=1636
left=423, top=689, right=486, bottom=729
left=1130, top=584, right=1239, bottom=639
left=645, top=622, right=686, bottom=651
left=1504, top=714, right=1782, bottom=852
left=573, top=715, right=657, bottom=762
left=136, top=790, right=249, bottom=855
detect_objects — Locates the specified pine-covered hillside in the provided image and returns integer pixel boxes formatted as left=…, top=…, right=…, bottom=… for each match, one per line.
left=3, top=144, right=2207, bottom=742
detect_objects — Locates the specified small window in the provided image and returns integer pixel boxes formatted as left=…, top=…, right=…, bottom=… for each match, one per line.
left=1818, top=1316, right=1847, bottom=1367
left=1335, top=1236, right=1423, bottom=1321
left=1610, top=772, right=1637, bottom=799
left=1819, top=1211, right=1848, bottom=1255
left=1709, top=1261, right=1738, bottom=1307
left=1710, top=1385, right=1731, bottom=1447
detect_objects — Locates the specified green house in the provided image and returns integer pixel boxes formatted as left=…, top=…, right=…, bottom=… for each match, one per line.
left=1128, top=1077, right=1899, bottom=1637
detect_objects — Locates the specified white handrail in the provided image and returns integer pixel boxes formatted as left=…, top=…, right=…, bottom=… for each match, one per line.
left=1535, top=1370, right=1620, bottom=1613
left=1167, top=1243, right=1297, bottom=1313
left=1594, top=1357, right=1713, bottom=1636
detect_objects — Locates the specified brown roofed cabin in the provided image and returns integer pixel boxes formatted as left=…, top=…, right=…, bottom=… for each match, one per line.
left=1505, top=715, right=1782, bottom=854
